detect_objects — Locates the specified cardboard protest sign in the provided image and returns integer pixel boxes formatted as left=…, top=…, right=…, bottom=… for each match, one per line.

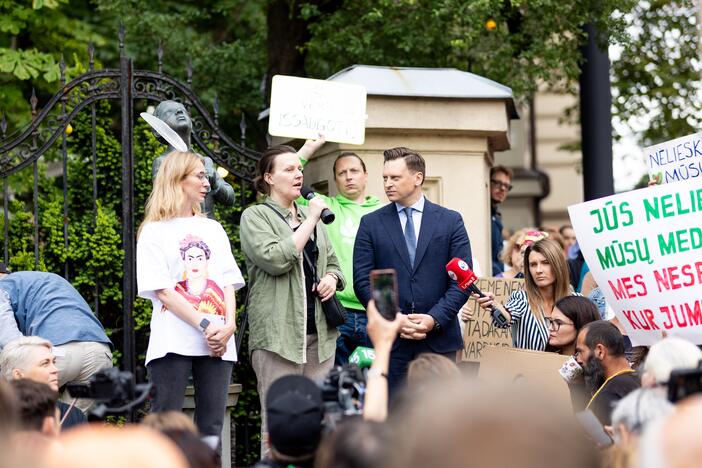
left=479, top=347, right=571, bottom=412
left=268, top=75, right=367, bottom=144
left=460, top=277, right=523, bottom=362
left=568, top=178, right=702, bottom=345
left=644, top=132, right=702, bottom=184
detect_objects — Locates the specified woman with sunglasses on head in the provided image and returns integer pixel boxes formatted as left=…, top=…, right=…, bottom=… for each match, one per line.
left=477, top=237, right=576, bottom=351
left=496, top=229, right=529, bottom=279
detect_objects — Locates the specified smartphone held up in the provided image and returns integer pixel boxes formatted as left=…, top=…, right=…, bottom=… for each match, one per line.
left=370, top=269, right=399, bottom=321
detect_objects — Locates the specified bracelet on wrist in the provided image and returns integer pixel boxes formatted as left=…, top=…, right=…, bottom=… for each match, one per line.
left=366, top=368, right=388, bottom=380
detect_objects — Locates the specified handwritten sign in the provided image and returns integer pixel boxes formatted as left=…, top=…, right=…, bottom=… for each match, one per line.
left=460, top=278, right=522, bottom=362
left=268, top=75, right=367, bottom=144
left=644, top=132, right=702, bottom=184
left=568, top=178, right=702, bottom=345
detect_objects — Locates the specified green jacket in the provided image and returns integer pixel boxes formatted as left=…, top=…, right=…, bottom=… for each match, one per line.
left=298, top=193, right=382, bottom=310
left=240, top=197, right=345, bottom=364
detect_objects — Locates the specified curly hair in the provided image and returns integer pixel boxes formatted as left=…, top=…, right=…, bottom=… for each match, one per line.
left=179, top=235, right=211, bottom=260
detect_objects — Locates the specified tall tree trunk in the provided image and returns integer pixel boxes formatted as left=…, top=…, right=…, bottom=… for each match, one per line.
left=265, top=0, right=311, bottom=104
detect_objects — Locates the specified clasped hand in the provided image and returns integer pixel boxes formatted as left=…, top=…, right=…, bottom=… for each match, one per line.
left=400, top=313, right=435, bottom=340
left=204, top=323, right=236, bottom=358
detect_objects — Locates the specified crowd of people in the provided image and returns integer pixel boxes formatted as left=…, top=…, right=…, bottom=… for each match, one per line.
left=0, top=137, right=700, bottom=468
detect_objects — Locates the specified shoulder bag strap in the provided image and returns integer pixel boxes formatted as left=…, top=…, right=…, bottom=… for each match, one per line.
left=262, top=203, right=320, bottom=281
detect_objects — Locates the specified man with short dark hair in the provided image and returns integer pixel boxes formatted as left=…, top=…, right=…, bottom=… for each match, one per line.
left=255, top=375, right=323, bottom=468
left=10, top=379, right=60, bottom=436
left=575, top=320, right=640, bottom=425
left=490, top=165, right=513, bottom=275
left=354, top=147, right=471, bottom=394
left=297, top=138, right=382, bottom=365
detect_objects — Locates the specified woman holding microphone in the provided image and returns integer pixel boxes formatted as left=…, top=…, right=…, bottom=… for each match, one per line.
left=240, top=145, right=344, bottom=454
left=478, top=237, right=575, bottom=351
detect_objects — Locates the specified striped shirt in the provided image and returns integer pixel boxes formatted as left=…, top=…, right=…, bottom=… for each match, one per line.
left=498, top=290, right=580, bottom=351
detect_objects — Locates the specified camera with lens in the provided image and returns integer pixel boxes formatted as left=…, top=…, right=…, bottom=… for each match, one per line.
left=318, top=364, right=366, bottom=430
left=668, top=360, right=702, bottom=403
left=66, top=367, right=152, bottom=420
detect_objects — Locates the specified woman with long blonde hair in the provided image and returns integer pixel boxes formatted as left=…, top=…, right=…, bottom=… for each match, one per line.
left=137, top=151, right=244, bottom=442
left=478, top=238, right=575, bottom=350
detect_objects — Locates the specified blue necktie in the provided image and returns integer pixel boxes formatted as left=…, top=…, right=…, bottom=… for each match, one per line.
left=403, top=207, right=416, bottom=266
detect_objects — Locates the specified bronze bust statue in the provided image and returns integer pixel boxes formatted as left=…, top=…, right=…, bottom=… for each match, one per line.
left=151, top=100, right=236, bottom=217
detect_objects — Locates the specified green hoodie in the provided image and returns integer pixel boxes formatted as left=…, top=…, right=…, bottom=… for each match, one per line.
left=299, top=193, right=382, bottom=310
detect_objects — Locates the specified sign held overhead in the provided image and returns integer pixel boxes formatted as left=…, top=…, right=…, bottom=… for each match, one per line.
left=268, top=75, right=367, bottom=145
left=644, top=132, right=702, bottom=184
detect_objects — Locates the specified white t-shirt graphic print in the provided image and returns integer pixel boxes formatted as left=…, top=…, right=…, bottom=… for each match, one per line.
left=137, top=216, right=245, bottom=364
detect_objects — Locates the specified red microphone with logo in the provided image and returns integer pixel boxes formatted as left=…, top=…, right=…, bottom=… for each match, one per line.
left=445, top=258, right=510, bottom=327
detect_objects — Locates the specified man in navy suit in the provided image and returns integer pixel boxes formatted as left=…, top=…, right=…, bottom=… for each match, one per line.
left=353, top=147, right=471, bottom=393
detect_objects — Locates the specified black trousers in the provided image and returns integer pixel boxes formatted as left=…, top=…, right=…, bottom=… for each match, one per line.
left=148, top=353, right=233, bottom=437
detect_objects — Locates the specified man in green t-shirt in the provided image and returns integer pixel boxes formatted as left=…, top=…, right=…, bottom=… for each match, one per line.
left=298, top=138, right=382, bottom=365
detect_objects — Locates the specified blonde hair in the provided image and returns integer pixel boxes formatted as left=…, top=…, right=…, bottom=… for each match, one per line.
left=141, top=411, right=199, bottom=435
left=139, top=152, right=204, bottom=237
left=500, top=228, right=530, bottom=266
left=407, top=353, right=460, bottom=387
left=523, top=238, right=571, bottom=317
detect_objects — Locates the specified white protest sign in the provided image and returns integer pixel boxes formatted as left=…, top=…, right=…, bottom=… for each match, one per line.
left=644, top=132, right=702, bottom=184
left=268, top=75, right=367, bottom=145
left=568, top=179, right=702, bottom=346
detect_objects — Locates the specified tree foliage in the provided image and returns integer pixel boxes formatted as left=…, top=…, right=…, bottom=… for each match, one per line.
left=612, top=0, right=701, bottom=147
left=0, top=0, right=106, bottom=129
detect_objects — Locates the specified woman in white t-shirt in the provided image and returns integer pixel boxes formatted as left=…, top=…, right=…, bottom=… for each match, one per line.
left=136, top=151, right=244, bottom=440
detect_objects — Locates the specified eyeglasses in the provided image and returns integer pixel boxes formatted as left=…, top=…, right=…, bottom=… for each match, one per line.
left=545, top=317, right=574, bottom=331
left=190, top=172, right=208, bottom=181
left=490, top=179, right=513, bottom=191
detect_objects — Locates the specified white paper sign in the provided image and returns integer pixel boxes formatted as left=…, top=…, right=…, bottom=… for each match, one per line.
left=644, top=132, right=702, bottom=184
left=268, top=75, right=367, bottom=145
left=568, top=179, right=702, bottom=346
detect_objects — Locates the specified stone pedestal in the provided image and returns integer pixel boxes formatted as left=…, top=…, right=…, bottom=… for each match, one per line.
left=183, top=383, right=242, bottom=468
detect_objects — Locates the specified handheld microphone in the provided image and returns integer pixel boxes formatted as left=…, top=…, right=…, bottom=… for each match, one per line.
left=300, top=186, right=335, bottom=224
left=348, top=346, right=375, bottom=369
left=445, top=258, right=510, bottom=327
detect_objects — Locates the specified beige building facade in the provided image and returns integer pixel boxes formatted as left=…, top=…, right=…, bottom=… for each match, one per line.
left=495, top=91, right=583, bottom=233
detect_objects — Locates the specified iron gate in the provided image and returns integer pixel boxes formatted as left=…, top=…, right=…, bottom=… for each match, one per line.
left=0, top=26, right=260, bottom=377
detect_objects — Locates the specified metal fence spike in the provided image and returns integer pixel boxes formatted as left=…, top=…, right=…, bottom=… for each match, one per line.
left=157, top=40, right=163, bottom=73
left=59, top=55, right=66, bottom=84
left=118, top=23, right=125, bottom=54
left=88, top=42, right=95, bottom=71
left=30, top=88, right=38, bottom=117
